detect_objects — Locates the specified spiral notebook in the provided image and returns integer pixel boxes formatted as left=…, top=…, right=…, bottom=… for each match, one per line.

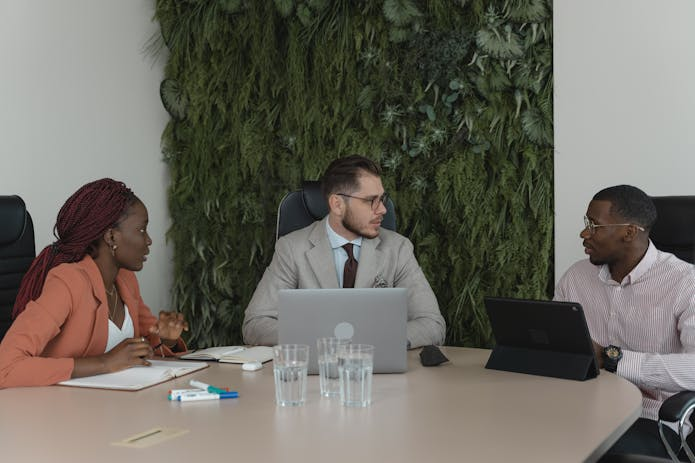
left=58, top=360, right=209, bottom=391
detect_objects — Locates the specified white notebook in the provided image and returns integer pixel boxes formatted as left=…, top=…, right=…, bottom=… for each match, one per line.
left=58, top=360, right=208, bottom=391
left=180, top=345, right=273, bottom=364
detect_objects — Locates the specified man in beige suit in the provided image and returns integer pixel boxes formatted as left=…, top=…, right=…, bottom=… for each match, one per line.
left=242, top=155, right=446, bottom=348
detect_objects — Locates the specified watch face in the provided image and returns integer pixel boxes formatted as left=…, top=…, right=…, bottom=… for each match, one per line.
left=606, top=346, right=620, bottom=359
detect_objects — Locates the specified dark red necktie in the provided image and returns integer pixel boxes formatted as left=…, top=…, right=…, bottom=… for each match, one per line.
left=342, top=243, right=357, bottom=288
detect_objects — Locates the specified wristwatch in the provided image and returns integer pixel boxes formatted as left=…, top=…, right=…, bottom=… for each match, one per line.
left=603, top=345, right=622, bottom=373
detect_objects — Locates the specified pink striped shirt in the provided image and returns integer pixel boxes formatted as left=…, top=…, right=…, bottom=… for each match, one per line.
left=555, top=241, right=695, bottom=421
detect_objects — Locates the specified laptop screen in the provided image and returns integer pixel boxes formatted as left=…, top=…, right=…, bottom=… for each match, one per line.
left=278, top=288, right=408, bottom=374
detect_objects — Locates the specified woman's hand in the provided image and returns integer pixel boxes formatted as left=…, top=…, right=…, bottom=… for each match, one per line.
left=102, top=337, right=153, bottom=372
left=72, top=337, right=152, bottom=378
left=148, top=311, right=189, bottom=347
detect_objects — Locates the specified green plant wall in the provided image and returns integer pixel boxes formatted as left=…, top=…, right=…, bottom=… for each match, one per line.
left=153, top=0, right=554, bottom=349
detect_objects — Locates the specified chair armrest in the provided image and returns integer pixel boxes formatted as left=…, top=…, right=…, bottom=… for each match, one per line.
left=599, top=454, right=673, bottom=463
left=659, top=391, right=695, bottom=422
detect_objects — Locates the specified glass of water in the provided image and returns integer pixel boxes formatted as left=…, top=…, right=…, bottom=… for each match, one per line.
left=273, top=344, right=309, bottom=406
left=338, top=344, right=374, bottom=407
left=317, top=337, right=351, bottom=398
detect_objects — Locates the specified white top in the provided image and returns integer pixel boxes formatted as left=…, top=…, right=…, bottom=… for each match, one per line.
left=104, top=303, right=134, bottom=353
left=555, top=241, right=695, bottom=423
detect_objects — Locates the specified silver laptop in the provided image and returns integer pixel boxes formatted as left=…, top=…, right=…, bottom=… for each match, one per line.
left=278, top=288, right=408, bottom=374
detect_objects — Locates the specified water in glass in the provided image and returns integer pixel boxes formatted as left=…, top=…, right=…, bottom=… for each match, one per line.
left=273, top=344, right=309, bottom=406
left=338, top=344, right=374, bottom=407
left=317, top=337, right=350, bottom=398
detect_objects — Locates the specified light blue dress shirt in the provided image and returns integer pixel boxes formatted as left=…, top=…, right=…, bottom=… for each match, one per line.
left=325, top=220, right=362, bottom=288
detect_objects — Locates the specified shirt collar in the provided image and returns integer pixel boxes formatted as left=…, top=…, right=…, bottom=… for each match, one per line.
left=326, top=219, right=363, bottom=249
left=598, top=240, right=658, bottom=285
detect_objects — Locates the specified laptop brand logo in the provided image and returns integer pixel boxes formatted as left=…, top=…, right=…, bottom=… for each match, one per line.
left=334, top=322, right=354, bottom=340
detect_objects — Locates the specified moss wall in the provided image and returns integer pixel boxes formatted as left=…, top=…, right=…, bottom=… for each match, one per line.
left=154, top=0, right=554, bottom=348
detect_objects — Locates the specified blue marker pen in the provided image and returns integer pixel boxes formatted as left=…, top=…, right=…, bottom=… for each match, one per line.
left=168, top=388, right=206, bottom=400
left=177, top=391, right=239, bottom=402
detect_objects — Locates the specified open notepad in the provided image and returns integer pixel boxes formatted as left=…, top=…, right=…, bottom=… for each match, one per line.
left=180, top=345, right=274, bottom=364
left=58, top=360, right=208, bottom=391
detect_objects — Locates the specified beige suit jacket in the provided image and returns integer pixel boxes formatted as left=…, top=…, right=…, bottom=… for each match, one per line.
left=242, top=218, right=446, bottom=347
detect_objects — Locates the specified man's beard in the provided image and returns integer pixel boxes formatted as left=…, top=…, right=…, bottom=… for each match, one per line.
left=342, top=209, right=379, bottom=239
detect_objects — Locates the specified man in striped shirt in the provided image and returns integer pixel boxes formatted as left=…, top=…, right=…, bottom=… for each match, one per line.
left=555, top=185, right=695, bottom=460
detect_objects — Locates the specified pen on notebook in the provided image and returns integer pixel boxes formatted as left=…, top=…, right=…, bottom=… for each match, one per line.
left=189, top=379, right=229, bottom=394
left=176, top=391, right=239, bottom=402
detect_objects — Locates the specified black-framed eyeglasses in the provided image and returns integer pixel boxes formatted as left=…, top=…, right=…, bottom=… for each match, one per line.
left=337, top=192, right=389, bottom=211
left=583, top=215, right=645, bottom=236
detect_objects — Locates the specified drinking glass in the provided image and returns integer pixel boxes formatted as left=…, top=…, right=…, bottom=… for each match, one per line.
left=317, top=337, right=351, bottom=398
left=338, top=344, right=374, bottom=407
left=273, top=344, right=309, bottom=406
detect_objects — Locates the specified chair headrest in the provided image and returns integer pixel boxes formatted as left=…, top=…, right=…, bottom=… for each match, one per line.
left=0, top=196, right=28, bottom=245
left=651, top=196, right=695, bottom=246
left=302, top=181, right=328, bottom=220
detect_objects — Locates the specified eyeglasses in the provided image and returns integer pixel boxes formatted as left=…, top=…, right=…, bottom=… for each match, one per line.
left=337, top=192, right=389, bottom=211
left=583, top=215, right=645, bottom=236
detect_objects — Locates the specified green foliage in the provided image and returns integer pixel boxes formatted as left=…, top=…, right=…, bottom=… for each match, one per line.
left=154, top=0, right=554, bottom=349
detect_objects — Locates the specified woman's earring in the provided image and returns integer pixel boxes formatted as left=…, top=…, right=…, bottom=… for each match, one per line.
left=111, top=244, right=118, bottom=257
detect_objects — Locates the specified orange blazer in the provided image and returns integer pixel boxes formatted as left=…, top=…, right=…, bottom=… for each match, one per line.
left=0, top=256, right=185, bottom=388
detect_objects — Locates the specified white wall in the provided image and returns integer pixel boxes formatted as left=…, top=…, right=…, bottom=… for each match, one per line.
left=554, top=0, right=695, bottom=280
left=0, top=1, right=171, bottom=311
left=5, top=1, right=693, bottom=306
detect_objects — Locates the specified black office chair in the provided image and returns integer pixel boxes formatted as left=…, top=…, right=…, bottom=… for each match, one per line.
left=602, top=455, right=678, bottom=463
left=651, top=196, right=695, bottom=264
left=602, top=393, right=695, bottom=462
left=628, top=196, right=695, bottom=463
left=0, top=195, right=36, bottom=341
left=651, top=196, right=695, bottom=462
left=275, top=181, right=397, bottom=240
left=601, top=197, right=695, bottom=463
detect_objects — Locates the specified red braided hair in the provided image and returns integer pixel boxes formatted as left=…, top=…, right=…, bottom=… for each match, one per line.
left=12, top=178, right=136, bottom=318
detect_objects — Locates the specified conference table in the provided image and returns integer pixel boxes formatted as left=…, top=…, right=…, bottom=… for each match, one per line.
left=0, top=347, right=641, bottom=463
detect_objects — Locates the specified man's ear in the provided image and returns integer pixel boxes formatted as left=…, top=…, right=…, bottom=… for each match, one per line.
left=327, top=194, right=345, bottom=216
left=623, top=224, right=639, bottom=243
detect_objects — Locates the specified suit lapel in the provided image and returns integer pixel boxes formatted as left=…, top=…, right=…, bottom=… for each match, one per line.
left=78, top=257, right=109, bottom=355
left=306, top=219, right=340, bottom=288
left=355, top=235, right=382, bottom=288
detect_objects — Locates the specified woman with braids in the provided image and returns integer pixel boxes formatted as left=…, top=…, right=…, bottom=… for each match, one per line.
left=0, top=178, right=188, bottom=387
